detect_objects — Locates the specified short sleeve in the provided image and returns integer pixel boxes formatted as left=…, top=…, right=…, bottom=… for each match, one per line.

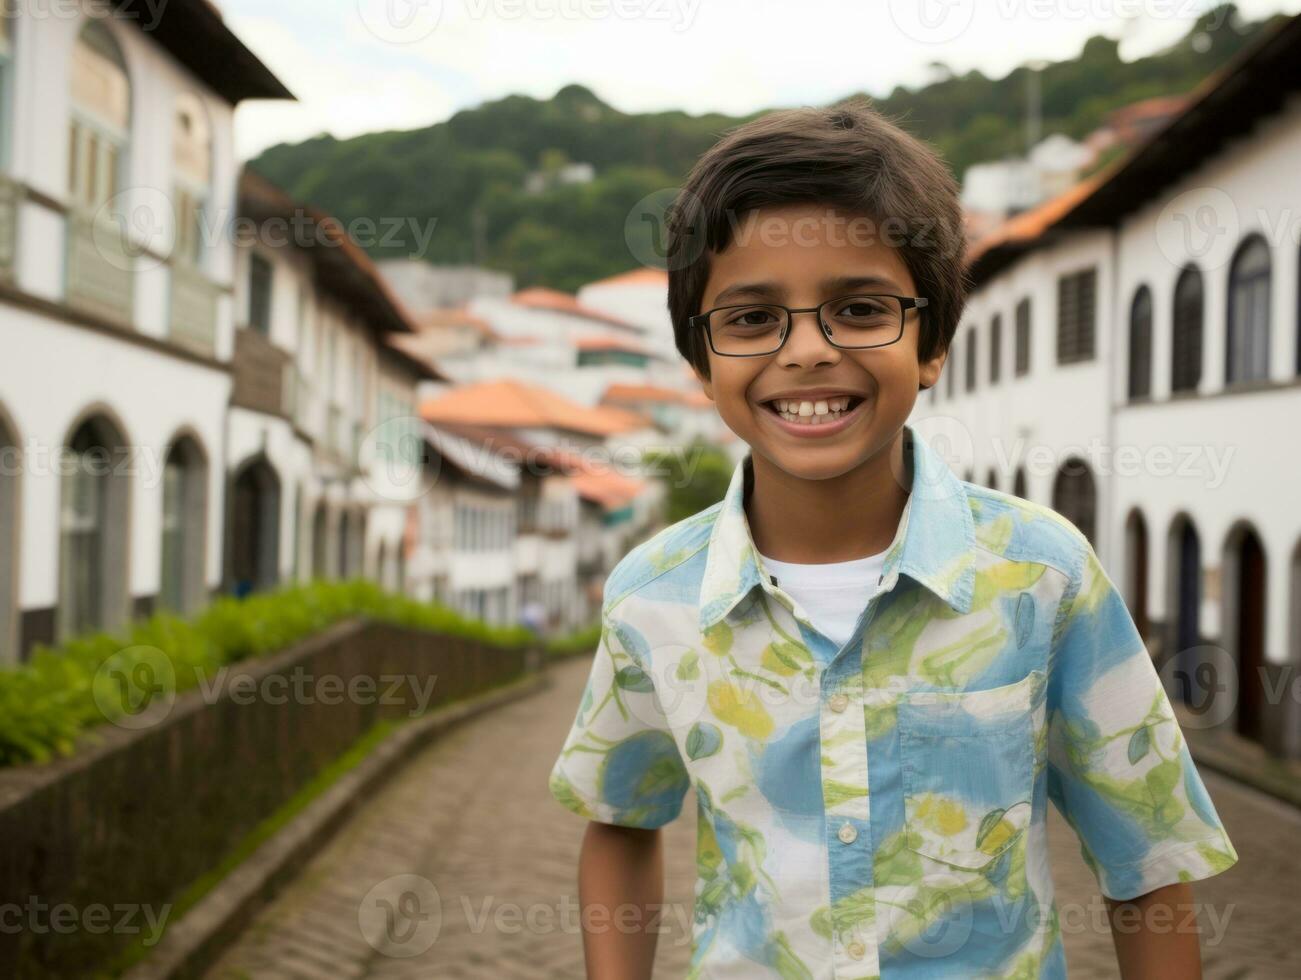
left=1045, top=539, right=1238, bottom=901
left=547, top=606, right=690, bottom=829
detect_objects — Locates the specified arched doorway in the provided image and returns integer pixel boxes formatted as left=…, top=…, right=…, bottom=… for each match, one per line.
left=59, top=412, right=131, bottom=639
left=1125, top=509, right=1150, bottom=644
left=1052, top=457, right=1097, bottom=548
left=1166, top=515, right=1201, bottom=705
left=159, top=434, right=208, bottom=613
left=337, top=509, right=352, bottom=579
left=311, top=502, right=329, bottom=579
left=228, top=456, right=280, bottom=596
left=1225, top=524, right=1267, bottom=742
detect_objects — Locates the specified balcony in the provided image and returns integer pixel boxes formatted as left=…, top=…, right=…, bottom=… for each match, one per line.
left=66, top=209, right=134, bottom=326
left=169, top=261, right=219, bottom=356
left=231, top=328, right=291, bottom=417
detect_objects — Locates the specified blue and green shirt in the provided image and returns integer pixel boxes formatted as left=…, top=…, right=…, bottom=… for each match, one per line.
left=549, top=421, right=1237, bottom=978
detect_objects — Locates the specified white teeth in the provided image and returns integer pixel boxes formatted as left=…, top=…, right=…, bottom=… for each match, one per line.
left=769, top=395, right=860, bottom=425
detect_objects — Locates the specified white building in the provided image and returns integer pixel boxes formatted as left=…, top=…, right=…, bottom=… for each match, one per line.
left=918, top=12, right=1301, bottom=757
left=0, top=1, right=290, bottom=661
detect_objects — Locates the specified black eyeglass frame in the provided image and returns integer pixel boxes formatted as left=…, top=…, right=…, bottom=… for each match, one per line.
left=690, top=294, right=930, bottom=357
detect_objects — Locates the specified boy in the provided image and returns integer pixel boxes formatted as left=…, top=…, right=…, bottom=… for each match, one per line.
left=548, top=102, right=1237, bottom=978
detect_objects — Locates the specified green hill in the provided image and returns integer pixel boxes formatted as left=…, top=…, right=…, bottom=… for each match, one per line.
left=249, top=3, right=1274, bottom=293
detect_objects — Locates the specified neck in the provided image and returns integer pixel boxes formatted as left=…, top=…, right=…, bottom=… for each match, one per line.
left=746, top=429, right=910, bottom=564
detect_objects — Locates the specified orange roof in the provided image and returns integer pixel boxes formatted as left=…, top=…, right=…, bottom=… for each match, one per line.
left=415, top=306, right=499, bottom=339
left=585, top=267, right=669, bottom=289
left=964, top=173, right=1107, bottom=269
left=420, top=378, right=652, bottom=436
left=576, top=335, right=651, bottom=355
left=512, top=287, right=639, bottom=332
left=571, top=462, right=646, bottom=510
left=603, top=382, right=689, bottom=403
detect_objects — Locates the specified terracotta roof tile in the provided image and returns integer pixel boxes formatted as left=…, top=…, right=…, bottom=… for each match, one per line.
left=420, top=378, right=652, bottom=436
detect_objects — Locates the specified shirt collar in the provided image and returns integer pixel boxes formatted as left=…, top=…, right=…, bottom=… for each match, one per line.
left=697, top=421, right=976, bottom=632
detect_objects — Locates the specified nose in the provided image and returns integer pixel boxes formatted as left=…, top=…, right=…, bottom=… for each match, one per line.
left=776, top=308, right=840, bottom=368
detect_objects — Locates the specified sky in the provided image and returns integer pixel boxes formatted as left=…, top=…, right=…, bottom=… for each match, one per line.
left=223, top=0, right=1301, bottom=161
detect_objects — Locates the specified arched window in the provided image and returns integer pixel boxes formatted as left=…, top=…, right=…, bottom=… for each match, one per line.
left=159, top=435, right=207, bottom=613
left=59, top=413, right=130, bottom=638
left=172, top=92, right=210, bottom=265
left=338, top=509, right=352, bottom=578
left=1128, top=285, right=1153, bottom=400
left=1226, top=235, right=1271, bottom=385
left=946, top=339, right=957, bottom=398
left=1171, top=264, right=1203, bottom=393
left=985, top=468, right=998, bottom=491
left=69, top=20, right=130, bottom=211
left=965, top=329, right=977, bottom=392
left=0, top=407, right=18, bottom=662
left=1013, top=467, right=1028, bottom=500
left=1052, top=457, right=1097, bottom=548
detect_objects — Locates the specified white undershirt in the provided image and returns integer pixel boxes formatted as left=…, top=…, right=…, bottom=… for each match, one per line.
left=757, top=549, right=887, bottom=649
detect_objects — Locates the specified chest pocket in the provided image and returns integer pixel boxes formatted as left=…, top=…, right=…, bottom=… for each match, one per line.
left=897, top=669, right=1045, bottom=872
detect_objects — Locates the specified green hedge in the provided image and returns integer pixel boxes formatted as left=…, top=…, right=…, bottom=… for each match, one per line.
left=0, top=580, right=533, bottom=768
left=544, top=621, right=602, bottom=661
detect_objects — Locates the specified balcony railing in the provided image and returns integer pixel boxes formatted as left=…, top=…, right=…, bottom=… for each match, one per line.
left=169, top=261, right=219, bottom=355
left=66, top=209, right=134, bottom=325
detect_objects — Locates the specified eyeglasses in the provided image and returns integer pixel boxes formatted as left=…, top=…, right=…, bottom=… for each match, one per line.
left=690, top=294, right=929, bottom=357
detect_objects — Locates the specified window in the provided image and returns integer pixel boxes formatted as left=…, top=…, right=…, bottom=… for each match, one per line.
left=1056, top=268, right=1097, bottom=364
left=159, top=436, right=207, bottom=613
left=1128, top=285, right=1153, bottom=401
left=1226, top=235, right=1271, bottom=385
left=1014, top=297, right=1031, bottom=376
left=965, top=328, right=977, bottom=392
left=0, top=2, right=14, bottom=169
left=248, top=253, right=272, bottom=334
left=1172, top=265, right=1204, bottom=393
left=59, top=415, right=130, bottom=639
left=989, top=314, right=1002, bottom=385
left=172, top=93, right=211, bottom=265
left=1013, top=467, right=1028, bottom=500
left=69, top=21, right=130, bottom=211
left=946, top=340, right=956, bottom=398
left=1052, top=458, right=1097, bottom=548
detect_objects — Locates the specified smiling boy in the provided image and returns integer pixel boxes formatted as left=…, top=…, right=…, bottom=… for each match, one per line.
left=548, top=102, right=1237, bottom=978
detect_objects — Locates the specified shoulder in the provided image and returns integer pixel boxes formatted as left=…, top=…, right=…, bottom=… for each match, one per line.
left=960, top=480, right=1091, bottom=583
left=602, top=500, right=722, bottom=613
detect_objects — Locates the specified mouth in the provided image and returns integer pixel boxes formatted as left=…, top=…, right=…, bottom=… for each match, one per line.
left=757, top=393, right=867, bottom=427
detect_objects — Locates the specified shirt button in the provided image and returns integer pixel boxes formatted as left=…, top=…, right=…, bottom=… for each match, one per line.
left=847, top=940, right=866, bottom=959
left=828, top=693, right=849, bottom=712
left=838, top=821, right=857, bottom=844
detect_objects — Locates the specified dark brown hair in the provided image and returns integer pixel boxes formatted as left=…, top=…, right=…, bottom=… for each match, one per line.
left=665, top=99, right=969, bottom=380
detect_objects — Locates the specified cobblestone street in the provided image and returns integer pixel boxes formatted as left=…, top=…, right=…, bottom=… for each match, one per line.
left=205, top=657, right=1298, bottom=979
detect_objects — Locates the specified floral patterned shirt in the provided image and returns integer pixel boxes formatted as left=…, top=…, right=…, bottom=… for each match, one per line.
left=548, top=422, right=1237, bottom=978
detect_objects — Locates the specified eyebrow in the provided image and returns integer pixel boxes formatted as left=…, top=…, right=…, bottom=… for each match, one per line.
left=711, top=275, right=903, bottom=306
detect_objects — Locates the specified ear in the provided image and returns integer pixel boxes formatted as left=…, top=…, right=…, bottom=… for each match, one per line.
left=918, top=345, right=947, bottom=392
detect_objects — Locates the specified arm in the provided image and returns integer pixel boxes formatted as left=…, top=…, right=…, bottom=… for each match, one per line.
left=578, top=821, right=667, bottom=980
left=1105, top=881, right=1201, bottom=980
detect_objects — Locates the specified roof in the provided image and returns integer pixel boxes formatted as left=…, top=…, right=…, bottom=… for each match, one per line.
left=382, top=337, right=447, bottom=382
left=584, top=267, right=669, bottom=289
left=512, top=287, right=641, bottom=333
left=420, top=422, right=519, bottom=491
left=602, top=382, right=692, bottom=403
left=965, top=12, right=1301, bottom=286
left=238, top=171, right=444, bottom=380
left=571, top=465, right=646, bottom=510
left=122, top=0, right=294, bottom=104
left=420, top=378, right=653, bottom=436
left=576, top=335, right=652, bottom=356
left=414, top=307, right=500, bottom=340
